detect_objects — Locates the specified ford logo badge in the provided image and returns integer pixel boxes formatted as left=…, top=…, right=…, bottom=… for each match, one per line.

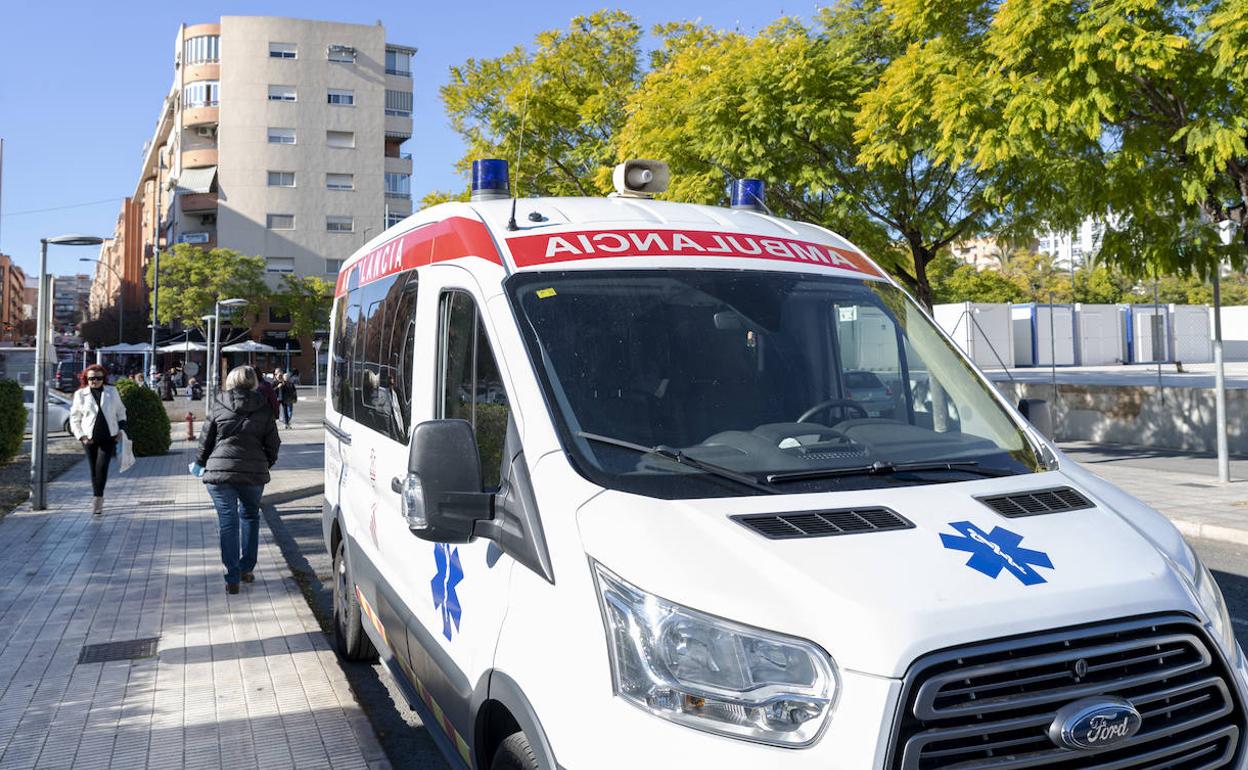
left=1048, top=697, right=1143, bottom=751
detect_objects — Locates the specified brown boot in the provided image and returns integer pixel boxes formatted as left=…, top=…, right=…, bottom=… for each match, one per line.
left=92, top=497, right=103, bottom=515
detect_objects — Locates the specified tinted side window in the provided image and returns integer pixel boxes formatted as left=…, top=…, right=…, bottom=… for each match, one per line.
left=353, top=273, right=398, bottom=433
left=383, top=273, right=419, bottom=441
left=437, top=291, right=510, bottom=486
left=330, top=268, right=358, bottom=418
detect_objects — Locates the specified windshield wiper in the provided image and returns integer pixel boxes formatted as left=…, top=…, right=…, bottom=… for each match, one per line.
left=575, top=431, right=775, bottom=494
left=765, top=460, right=1014, bottom=484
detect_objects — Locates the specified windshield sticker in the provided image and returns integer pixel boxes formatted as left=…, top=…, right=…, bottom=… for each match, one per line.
left=432, top=543, right=464, bottom=641
left=536, top=287, right=557, bottom=299
left=941, top=521, right=1054, bottom=586
left=506, top=228, right=882, bottom=276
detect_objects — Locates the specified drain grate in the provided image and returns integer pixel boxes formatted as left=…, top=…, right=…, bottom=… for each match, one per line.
left=138, top=499, right=175, bottom=506
left=78, top=637, right=160, bottom=664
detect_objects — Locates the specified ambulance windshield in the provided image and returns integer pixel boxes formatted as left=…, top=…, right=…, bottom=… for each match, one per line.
left=508, top=269, right=1044, bottom=499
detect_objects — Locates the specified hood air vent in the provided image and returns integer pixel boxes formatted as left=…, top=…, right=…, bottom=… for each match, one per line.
left=734, top=507, right=914, bottom=540
left=976, top=486, right=1093, bottom=518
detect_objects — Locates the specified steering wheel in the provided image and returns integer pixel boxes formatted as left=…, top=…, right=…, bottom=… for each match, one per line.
left=797, top=399, right=869, bottom=424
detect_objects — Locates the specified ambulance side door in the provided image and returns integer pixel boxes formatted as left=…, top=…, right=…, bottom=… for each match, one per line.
left=393, top=266, right=516, bottom=763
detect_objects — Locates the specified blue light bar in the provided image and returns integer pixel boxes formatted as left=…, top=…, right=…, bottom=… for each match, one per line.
left=731, top=179, right=766, bottom=210
left=471, top=159, right=510, bottom=200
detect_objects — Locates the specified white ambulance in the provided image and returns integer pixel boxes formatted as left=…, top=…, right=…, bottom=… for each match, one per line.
left=323, top=159, right=1248, bottom=769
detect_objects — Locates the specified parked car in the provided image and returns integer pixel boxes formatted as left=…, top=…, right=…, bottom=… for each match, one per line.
left=23, top=386, right=71, bottom=434
left=842, top=369, right=894, bottom=418
left=53, top=360, right=79, bottom=393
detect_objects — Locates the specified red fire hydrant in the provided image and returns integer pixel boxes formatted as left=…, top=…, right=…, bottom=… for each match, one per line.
left=186, top=412, right=195, bottom=441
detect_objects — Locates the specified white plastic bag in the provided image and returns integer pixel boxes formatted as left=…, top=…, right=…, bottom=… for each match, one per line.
left=119, top=431, right=135, bottom=473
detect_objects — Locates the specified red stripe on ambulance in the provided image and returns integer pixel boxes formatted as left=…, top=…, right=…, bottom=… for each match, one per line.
left=505, top=228, right=880, bottom=276
left=335, top=216, right=501, bottom=297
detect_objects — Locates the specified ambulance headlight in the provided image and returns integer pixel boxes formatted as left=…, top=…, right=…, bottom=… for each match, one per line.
left=593, top=562, right=837, bottom=746
left=1191, top=550, right=1238, bottom=658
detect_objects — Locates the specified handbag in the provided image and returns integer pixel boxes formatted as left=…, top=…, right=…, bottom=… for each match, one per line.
left=118, top=431, right=136, bottom=473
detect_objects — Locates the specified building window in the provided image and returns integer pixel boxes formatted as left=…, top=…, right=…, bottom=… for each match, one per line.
left=327, top=44, right=356, bottom=63
left=267, top=171, right=295, bottom=188
left=327, top=89, right=355, bottom=106
left=385, top=172, right=411, bottom=199
left=266, top=214, right=295, bottom=230
left=326, top=259, right=344, bottom=275
left=326, top=130, right=355, bottom=149
left=266, top=257, right=295, bottom=274
left=385, top=89, right=412, bottom=117
left=268, top=85, right=297, bottom=102
left=386, top=211, right=406, bottom=228
left=327, top=215, right=355, bottom=233
left=267, top=127, right=296, bottom=144
left=184, top=35, right=219, bottom=64
left=385, top=49, right=412, bottom=76
left=326, top=173, right=354, bottom=191
left=182, top=80, right=220, bottom=109
left=268, top=42, right=297, bottom=59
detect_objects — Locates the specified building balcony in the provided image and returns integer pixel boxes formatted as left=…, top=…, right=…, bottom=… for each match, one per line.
left=183, top=106, right=219, bottom=127
left=180, top=191, right=217, bottom=213
left=181, top=147, right=217, bottom=168
left=384, top=114, right=412, bottom=139
left=184, top=62, right=219, bottom=83
left=384, top=155, right=413, bottom=174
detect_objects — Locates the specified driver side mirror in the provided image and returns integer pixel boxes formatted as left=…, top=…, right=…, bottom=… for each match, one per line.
left=396, top=419, right=493, bottom=543
left=1018, top=398, right=1054, bottom=440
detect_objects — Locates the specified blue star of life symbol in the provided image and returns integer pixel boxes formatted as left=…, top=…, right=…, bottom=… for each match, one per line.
left=941, top=521, right=1054, bottom=586
left=431, top=543, right=464, bottom=640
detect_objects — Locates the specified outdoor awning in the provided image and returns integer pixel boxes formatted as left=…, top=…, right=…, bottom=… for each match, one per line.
left=96, top=343, right=150, bottom=354
left=222, top=340, right=277, bottom=353
left=158, top=341, right=209, bottom=353
left=176, top=166, right=217, bottom=194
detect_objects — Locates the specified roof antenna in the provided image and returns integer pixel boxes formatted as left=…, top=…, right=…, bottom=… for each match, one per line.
left=507, top=83, right=534, bottom=232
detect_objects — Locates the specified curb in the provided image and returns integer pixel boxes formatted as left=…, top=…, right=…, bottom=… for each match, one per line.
left=1170, top=517, right=1248, bottom=547
left=262, top=483, right=324, bottom=507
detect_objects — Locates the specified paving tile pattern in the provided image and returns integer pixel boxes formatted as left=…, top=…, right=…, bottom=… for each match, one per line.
left=0, top=425, right=390, bottom=769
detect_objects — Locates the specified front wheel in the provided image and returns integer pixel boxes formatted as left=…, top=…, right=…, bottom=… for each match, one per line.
left=491, top=732, right=538, bottom=770
left=332, top=536, right=377, bottom=661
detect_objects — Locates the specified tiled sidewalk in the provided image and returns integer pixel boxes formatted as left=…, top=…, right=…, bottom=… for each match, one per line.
left=0, top=422, right=387, bottom=769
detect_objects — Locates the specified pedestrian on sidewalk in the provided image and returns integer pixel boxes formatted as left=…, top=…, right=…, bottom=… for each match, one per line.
left=195, top=365, right=280, bottom=595
left=277, top=371, right=298, bottom=429
left=256, top=373, right=280, bottom=418
left=69, top=364, right=127, bottom=516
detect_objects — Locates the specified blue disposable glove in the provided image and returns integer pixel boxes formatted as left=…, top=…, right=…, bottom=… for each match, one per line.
left=188, top=462, right=205, bottom=477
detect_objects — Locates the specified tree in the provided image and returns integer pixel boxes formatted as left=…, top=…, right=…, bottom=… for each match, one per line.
left=0, top=380, right=25, bottom=465
left=272, top=275, right=333, bottom=339
left=440, top=11, right=643, bottom=197
left=619, top=5, right=1002, bottom=309
left=146, top=244, right=268, bottom=330
left=878, top=0, right=1248, bottom=281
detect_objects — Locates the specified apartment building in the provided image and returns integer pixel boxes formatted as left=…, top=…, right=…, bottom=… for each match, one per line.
left=52, top=274, right=91, bottom=332
left=0, top=254, right=26, bottom=343
left=1036, top=216, right=1110, bottom=269
left=91, top=16, right=415, bottom=376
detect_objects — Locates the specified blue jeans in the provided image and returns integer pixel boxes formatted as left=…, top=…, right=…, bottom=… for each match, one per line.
left=281, top=402, right=294, bottom=426
left=206, top=483, right=264, bottom=585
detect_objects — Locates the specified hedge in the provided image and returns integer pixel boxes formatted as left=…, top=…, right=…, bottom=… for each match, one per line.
left=0, top=380, right=25, bottom=464
left=115, top=379, right=171, bottom=456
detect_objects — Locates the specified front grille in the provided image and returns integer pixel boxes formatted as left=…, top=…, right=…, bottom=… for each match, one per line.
left=732, top=507, right=913, bottom=539
left=977, top=487, right=1095, bottom=518
left=887, top=615, right=1244, bottom=769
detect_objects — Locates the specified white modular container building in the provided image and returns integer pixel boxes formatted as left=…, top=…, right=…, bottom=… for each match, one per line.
left=1127, top=304, right=1172, bottom=363
left=1011, top=304, right=1076, bottom=367
left=932, top=302, right=1014, bottom=369
left=1217, top=306, right=1248, bottom=361
left=1168, top=304, right=1213, bottom=363
left=1074, top=304, right=1127, bottom=366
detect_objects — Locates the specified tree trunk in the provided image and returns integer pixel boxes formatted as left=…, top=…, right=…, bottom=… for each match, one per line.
left=910, top=243, right=936, bottom=312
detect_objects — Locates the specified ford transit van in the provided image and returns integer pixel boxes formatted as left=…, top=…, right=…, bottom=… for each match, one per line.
left=323, top=160, right=1247, bottom=769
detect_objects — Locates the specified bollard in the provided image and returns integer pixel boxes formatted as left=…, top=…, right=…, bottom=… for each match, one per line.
left=185, top=412, right=195, bottom=441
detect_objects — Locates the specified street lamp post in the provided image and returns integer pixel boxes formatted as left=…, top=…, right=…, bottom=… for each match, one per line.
left=312, top=339, right=323, bottom=399
left=32, top=234, right=104, bottom=511
left=206, top=298, right=246, bottom=406
left=1215, top=221, right=1236, bottom=483
left=80, top=257, right=123, bottom=344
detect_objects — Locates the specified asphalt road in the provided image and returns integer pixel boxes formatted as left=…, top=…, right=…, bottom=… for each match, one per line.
left=261, top=492, right=448, bottom=770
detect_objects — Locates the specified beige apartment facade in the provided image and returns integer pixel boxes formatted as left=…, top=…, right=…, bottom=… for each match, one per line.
left=91, top=16, right=414, bottom=377
left=0, top=254, right=27, bottom=343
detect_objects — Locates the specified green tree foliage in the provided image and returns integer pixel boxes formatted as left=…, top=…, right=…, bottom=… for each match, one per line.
left=273, top=275, right=333, bottom=340
left=115, top=379, right=171, bottom=457
left=147, top=244, right=268, bottom=330
left=441, top=11, right=643, bottom=197
left=876, top=0, right=1248, bottom=279
left=619, top=5, right=1001, bottom=308
left=0, top=380, right=26, bottom=464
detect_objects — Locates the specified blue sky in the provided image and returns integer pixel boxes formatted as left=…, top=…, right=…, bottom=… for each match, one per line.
left=0, top=0, right=811, bottom=279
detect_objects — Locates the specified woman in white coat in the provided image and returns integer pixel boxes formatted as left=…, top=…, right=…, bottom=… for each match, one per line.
left=69, top=364, right=128, bottom=515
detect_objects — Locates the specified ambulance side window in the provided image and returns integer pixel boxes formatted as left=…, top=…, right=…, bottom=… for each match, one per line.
left=332, top=268, right=360, bottom=420
left=437, top=291, right=510, bottom=487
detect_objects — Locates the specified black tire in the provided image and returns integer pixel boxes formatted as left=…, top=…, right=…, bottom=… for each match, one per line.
left=332, top=536, right=377, bottom=661
left=491, top=732, right=538, bottom=770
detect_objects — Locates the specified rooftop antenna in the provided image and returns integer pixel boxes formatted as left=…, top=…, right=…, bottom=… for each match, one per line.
left=507, top=82, right=534, bottom=232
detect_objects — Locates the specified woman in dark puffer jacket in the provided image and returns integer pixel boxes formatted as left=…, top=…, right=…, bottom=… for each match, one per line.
left=195, top=365, right=280, bottom=594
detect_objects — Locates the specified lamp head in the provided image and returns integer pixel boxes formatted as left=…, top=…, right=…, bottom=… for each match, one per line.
left=45, top=234, right=104, bottom=247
